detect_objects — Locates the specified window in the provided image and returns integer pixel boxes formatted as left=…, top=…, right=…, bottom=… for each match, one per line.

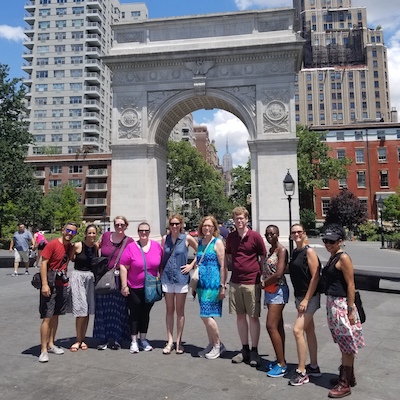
left=374, top=81, right=379, bottom=88
left=49, top=180, right=62, bottom=188
left=34, top=110, right=47, bottom=118
left=72, top=31, right=84, bottom=39
left=357, top=171, right=366, bottom=187
left=349, top=92, right=354, bottom=99
left=362, top=102, right=367, bottom=109
left=306, top=74, right=311, bottom=81
left=131, top=11, right=141, bottom=17
left=71, top=56, right=83, bottom=64
left=71, top=44, right=83, bottom=52
left=52, top=109, right=64, bottom=117
left=336, top=132, right=344, bottom=141
left=376, top=101, right=381, bottom=108
left=377, top=130, right=386, bottom=140
left=39, top=9, right=51, bottom=17
left=69, top=179, right=83, bottom=187
left=50, top=166, right=62, bottom=174
left=69, top=109, right=82, bottom=117
left=36, top=70, right=48, bottom=78
left=68, top=146, right=80, bottom=154
left=70, top=96, right=82, bottom=104
left=35, top=97, right=47, bottom=105
left=69, top=165, right=83, bottom=173
left=56, top=20, right=66, bottom=28
left=54, top=70, right=65, bottom=78
left=320, top=113, right=325, bottom=121
left=361, top=81, right=366, bottom=89
left=360, top=71, right=366, bottom=79
left=53, top=83, right=64, bottom=91
left=72, top=19, right=84, bottom=27
left=355, top=131, right=363, bottom=140
left=53, top=97, right=64, bottom=105
left=350, top=102, right=355, bottom=109
left=35, top=84, right=48, bottom=92
left=348, top=71, right=353, bottom=80
left=295, top=114, right=300, bottom=122
left=54, top=45, right=65, bottom=52
left=308, top=104, right=313, bottom=111
left=378, top=148, right=387, bottom=162
left=52, top=122, right=63, bottom=130
left=51, top=134, right=63, bottom=142
left=34, top=135, right=46, bottom=142
left=337, top=149, right=346, bottom=159
left=374, top=71, right=379, bottom=78
left=56, top=7, right=67, bottom=15
left=319, top=93, right=324, bottom=101
left=307, top=94, right=312, bottom=101
left=72, top=6, right=84, bottom=14
left=68, top=134, right=81, bottom=142
left=380, top=171, right=388, bottom=187
left=54, top=57, right=65, bottom=65
left=37, top=57, right=49, bottom=66
left=322, top=199, right=330, bottom=216
left=320, top=103, right=325, bottom=110
left=307, top=84, right=312, bottom=91
left=33, top=147, right=44, bottom=155
left=372, top=50, right=377, bottom=57
left=37, top=45, right=49, bottom=53
left=375, top=91, right=380, bottom=98
left=308, top=114, right=313, bottom=121
left=339, top=178, right=347, bottom=189
left=373, top=60, right=378, bottom=67
left=38, top=21, right=50, bottom=29
left=295, top=94, right=299, bottom=102
left=69, top=121, right=82, bottom=129
left=55, top=32, right=66, bottom=40
left=34, top=122, right=46, bottom=130
left=355, top=148, right=364, bottom=163
left=70, top=83, right=82, bottom=90
left=70, top=69, right=83, bottom=77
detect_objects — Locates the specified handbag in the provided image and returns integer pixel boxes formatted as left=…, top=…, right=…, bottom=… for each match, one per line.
left=355, top=290, right=366, bottom=323
left=138, top=242, right=163, bottom=304
left=189, top=238, right=214, bottom=291
left=91, top=257, right=110, bottom=282
left=31, top=250, right=70, bottom=290
left=95, top=237, right=129, bottom=294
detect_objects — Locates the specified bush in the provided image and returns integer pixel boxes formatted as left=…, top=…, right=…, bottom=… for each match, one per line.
left=300, top=209, right=316, bottom=231
left=356, top=221, right=379, bottom=241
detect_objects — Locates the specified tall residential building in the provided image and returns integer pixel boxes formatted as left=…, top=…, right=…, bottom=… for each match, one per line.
left=21, top=0, right=147, bottom=223
left=193, top=126, right=221, bottom=172
left=170, top=115, right=195, bottom=145
left=294, top=0, right=394, bottom=126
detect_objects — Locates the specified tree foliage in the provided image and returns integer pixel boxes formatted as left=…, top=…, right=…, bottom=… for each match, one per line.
left=167, top=140, right=230, bottom=222
left=230, top=159, right=251, bottom=214
left=325, top=190, right=367, bottom=230
left=382, top=190, right=400, bottom=228
left=297, top=125, right=352, bottom=209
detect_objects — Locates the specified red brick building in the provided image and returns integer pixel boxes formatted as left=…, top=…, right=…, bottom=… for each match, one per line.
left=313, top=122, right=400, bottom=222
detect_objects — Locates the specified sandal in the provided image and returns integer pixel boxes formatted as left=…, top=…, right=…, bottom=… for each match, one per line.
left=162, top=343, right=174, bottom=355
left=70, top=342, right=80, bottom=352
left=176, top=344, right=185, bottom=355
left=80, top=342, right=88, bottom=350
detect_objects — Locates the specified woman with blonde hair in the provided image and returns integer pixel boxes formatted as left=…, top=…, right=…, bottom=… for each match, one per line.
left=161, top=214, right=197, bottom=354
left=195, top=215, right=227, bottom=359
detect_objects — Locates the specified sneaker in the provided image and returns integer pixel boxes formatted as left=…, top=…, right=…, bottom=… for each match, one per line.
left=289, top=369, right=310, bottom=386
left=268, top=360, right=278, bottom=370
left=249, top=350, right=261, bottom=368
left=48, top=346, right=64, bottom=355
left=232, top=348, right=250, bottom=364
left=267, top=363, right=288, bottom=378
left=110, top=341, right=121, bottom=350
left=129, top=341, right=139, bottom=353
left=306, top=364, right=322, bottom=377
left=198, top=343, right=213, bottom=357
left=11, top=272, right=18, bottom=277
left=25, top=270, right=29, bottom=275
left=140, top=339, right=153, bottom=352
left=205, top=344, right=221, bottom=360
left=97, top=343, right=107, bottom=350
left=38, top=352, right=49, bottom=363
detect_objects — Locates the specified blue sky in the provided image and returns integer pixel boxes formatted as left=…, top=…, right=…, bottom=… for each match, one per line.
left=1, top=0, right=399, bottom=166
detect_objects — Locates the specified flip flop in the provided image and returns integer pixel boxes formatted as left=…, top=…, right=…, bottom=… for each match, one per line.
left=70, top=342, right=80, bottom=352
left=176, top=345, right=185, bottom=355
left=162, top=343, right=174, bottom=355
left=80, top=342, right=88, bottom=350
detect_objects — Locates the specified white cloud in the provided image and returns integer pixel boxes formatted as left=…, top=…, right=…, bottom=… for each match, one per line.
left=234, top=0, right=290, bottom=10
left=388, top=32, right=400, bottom=112
left=0, top=25, right=25, bottom=42
left=194, top=110, right=250, bottom=167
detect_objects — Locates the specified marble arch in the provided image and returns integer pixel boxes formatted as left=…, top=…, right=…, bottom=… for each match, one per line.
left=104, top=8, right=304, bottom=238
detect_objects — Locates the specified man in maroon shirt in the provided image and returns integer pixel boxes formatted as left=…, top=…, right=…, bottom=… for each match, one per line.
left=38, top=222, right=77, bottom=363
left=226, top=207, right=266, bottom=367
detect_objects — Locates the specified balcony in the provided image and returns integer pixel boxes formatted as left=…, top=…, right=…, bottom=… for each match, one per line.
left=84, top=72, right=101, bottom=84
left=85, top=33, right=101, bottom=46
left=86, top=183, right=107, bottom=192
left=84, top=99, right=101, bottom=110
left=84, top=124, right=100, bottom=133
left=86, top=21, right=102, bottom=34
left=24, top=1, right=35, bottom=11
left=85, top=198, right=107, bottom=206
left=87, top=9, right=102, bottom=22
left=84, top=85, right=101, bottom=97
left=87, top=0, right=103, bottom=9
left=86, top=168, right=108, bottom=177
left=85, top=58, right=101, bottom=71
left=22, top=50, right=33, bottom=60
left=83, top=135, right=100, bottom=144
left=24, top=13, right=35, bottom=24
left=84, top=111, right=100, bottom=122
left=85, top=46, right=101, bottom=58
left=34, top=170, right=45, bottom=179
left=23, top=37, right=34, bottom=48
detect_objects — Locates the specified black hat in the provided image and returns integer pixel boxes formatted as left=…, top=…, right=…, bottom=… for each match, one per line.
left=322, top=228, right=342, bottom=241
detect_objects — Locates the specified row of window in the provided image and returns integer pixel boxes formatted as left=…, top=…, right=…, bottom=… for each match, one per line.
left=337, top=147, right=400, bottom=163
left=33, top=96, right=104, bottom=107
left=33, top=121, right=83, bottom=130
left=38, top=19, right=91, bottom=29
left=48, top=165, right=83, bottom=174
left=37, top=31, right=98, bottom=40
left=38, top=6, right=84, bottom=16
left=36, top=82, right=84, bottom=90
left=36, top=56, right=85, bottom=64
left=34, top=146, right=81, bottom=154
left=35, top=133, right=82, bottom=141
left=34, top=109, right=84, bottom=117
left=36, top=69, right=88, bottom=78
left=297, top=111, right=383, bottom=122
left=40, top=0, right=84, bottom=4
left=37, top=44, right=95, bottom=53
left=321, top=197, right=368, bottom=216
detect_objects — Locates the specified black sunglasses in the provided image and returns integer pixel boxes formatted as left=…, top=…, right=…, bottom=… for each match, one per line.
left=323, top=238, right=337, bottom=244
left=138, top=229, right=150, bottom=233
left=170, top=222, right=180, bottom=226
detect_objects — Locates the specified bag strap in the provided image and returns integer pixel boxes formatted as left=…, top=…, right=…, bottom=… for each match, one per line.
left=55, top=243, right=72, bottom=272
left=325, top=251, right=345, bottom=269
left=112, top=236, right=129, bottom=269
left=137, top=241, right=148, bottom=273
left=302, top=245, right=322, bottom=278
left=196, top=237, right=215, bottom=267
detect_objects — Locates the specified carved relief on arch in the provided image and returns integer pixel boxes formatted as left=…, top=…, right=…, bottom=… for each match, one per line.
left=147, top=90, right=180, bottom=123
left=118, top=97, right=142, bottom=139
left=262, top=89, right=290, bottom=134
left=220, top=86, right=256, bottom=118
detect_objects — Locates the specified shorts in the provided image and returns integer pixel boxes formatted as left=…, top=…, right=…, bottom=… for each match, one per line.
left=264, top=285, right=289, bottom=306
left=40, top=286, right=69, bottom=319
left=295, top=294, right=321, bottom=314
left=229, top=283, right=261, bottom=318
left=162, top=282, right=189, bottom=294
left=14, top=249, right=29, bottom=263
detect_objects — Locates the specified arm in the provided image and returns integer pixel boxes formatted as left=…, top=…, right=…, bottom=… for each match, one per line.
left=298, top=247, right=320, bottom=312
left=9, top=239, right=15, bottom=252
left=96, top=234, right=103, bottom=250
left=69, top=242, right=80, bottom=262
left=338, top=253, right=356, bottom=325
left=31, top=233, right=37, bottom=249
left=261, top=247, right=287, bottom=287
left=215, top=239, right=227, bottom=299
left=181, top=235, right=198, bottom=274
left=120, top=264, right=130, bottom=297
left=40, top=257, right=51, bottom=297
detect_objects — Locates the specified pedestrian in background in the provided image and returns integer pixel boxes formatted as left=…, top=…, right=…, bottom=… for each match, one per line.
left=9, top=223, right=33, bottom=276
left=33, top=228, right=48, bottom=268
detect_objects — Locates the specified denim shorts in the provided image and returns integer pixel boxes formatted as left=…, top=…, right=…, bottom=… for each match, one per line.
left=264, top=285, right=289, bottom=306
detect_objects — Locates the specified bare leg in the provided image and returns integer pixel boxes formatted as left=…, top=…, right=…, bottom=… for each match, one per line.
left=40, top=317, right=51, bottom=353
left=24, top=260, right=29, bottom=273
left=47, top=315, right=59, bottom=349
left=305, top=317, right=318, bottom=366
left=13, top=261, right=19, bottom=274
left=293, top=312, right=315, bottom=372
left=249, top=316, right=260, bottom=348
left=76, top=316, right=89, bottom=342
left=266, top=304, right=286, bottom=365
left=237, top=314, right=249, bottom=345
left=201, top=317, right=220, bottom=345
left=164, top=293, right=175, bottom=346
left=175, top=293, right=187, bottom=349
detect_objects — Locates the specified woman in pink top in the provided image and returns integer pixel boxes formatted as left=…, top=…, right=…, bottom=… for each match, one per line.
left=120, top=222, right=162, bottom=354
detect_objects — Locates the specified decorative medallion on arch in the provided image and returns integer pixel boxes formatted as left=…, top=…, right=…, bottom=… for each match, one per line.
left=263, top=89, right=290, bottom=134
left=118, top=97, right=142, bottom=139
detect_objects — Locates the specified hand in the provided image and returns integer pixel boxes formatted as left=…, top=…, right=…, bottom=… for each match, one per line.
left=218, top=287, right=226, bottom=300
left=348, top=311, right=356, bottom=325
left=180, top=264, right=192, bottom=275
left=298, top=299, right=309, bottom=313
left=121, top=286, right=129, bottom=297
left=41, top=284, right=51, bottom=297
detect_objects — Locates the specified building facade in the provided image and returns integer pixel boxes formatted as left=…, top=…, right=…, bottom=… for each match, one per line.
left=294, top=0, right=394, bottom=126
left=22, top=0, right=147, bottom=222
left=313, top=122, right=400, bottom=222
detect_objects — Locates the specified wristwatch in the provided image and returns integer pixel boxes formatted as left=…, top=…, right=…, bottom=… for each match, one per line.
left=348, top=305, right=354, bottom=313
left=219, top=284, right=227, bottom=289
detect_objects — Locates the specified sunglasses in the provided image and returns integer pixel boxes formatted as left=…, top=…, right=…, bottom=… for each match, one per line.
left=291, top=230, right=303, bottom=235
left=323, top=238, right=337, bottom=244
left=170, top=222, right=180, bottom=226
left=65, top=228, right=77, bottom=235
left=138, top=229, right=150, bottom=233
left=115, top=223, right=126, bottom=228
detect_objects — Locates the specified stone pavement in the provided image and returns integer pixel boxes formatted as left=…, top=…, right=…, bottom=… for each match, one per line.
left=0, top=241, right=399, bottom=400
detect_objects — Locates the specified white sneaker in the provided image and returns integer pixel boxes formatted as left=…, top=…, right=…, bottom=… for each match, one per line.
left=48, top=346, right=64, bottom=355
left=11, top=272, right=18, bottom=277
left=38, top=352, right=49, bottom=363
left=205, top=344, right=221, bottom=360
left=198, top=343, right=213, bottom=357
left=129, top=341, right=139, bottom=353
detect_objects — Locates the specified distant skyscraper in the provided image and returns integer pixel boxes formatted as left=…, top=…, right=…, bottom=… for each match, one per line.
left=222, top=137, right=233, bottom=173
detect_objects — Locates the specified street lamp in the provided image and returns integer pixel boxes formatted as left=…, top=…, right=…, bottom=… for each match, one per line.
left=102, top=209, right=107, bottom=233
left=182, top=184, right=201, bottom=226
left=283, top=170, right=295, bottom=258
left=377, top=196, right=385, bottom=249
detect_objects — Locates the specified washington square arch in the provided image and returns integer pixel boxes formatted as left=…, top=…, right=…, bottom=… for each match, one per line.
left=103, top=8, right=304, bottom=239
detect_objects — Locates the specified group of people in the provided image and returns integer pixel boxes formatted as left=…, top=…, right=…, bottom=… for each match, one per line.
left=35, top=207, right=364, bottom=398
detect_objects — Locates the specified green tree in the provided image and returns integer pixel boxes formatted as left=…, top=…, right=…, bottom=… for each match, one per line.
left=382, top=190, right=400, bottom=228
left=167, top=140, right=230, bottom=223
left=297, top=125, right=352, bottom=209
left=325, top=190, right=367, bottom=231
left=230, top=159, right=251, bottom=215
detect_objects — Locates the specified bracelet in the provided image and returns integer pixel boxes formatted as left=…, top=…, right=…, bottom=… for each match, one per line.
left=122, top=286, right=128, bottom=290
left=219, top=284, right=227, bottom=289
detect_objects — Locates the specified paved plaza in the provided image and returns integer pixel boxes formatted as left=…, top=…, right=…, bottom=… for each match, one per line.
left=0, top=240, right=399, bottom=400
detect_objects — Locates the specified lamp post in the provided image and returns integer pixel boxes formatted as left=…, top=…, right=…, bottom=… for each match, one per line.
left=377, top=196, right=385, bottom=249
left=283, top=170, right=295, bottom=258
left=102, top=209, right=107, bottom=233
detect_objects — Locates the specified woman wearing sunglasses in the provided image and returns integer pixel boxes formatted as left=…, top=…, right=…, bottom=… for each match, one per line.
left=321, top=225, right=365, bottom=398
left=287, top=224, right=322, bottom=386
left=160, top=214, right=198, bottom=355
left=93, top=216, right=133, bottom=350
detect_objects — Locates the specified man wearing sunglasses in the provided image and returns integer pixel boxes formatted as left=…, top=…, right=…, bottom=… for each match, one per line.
left=38, top=222, right=77, bottom=363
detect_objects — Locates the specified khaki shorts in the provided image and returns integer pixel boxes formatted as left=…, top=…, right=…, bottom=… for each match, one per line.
left=14, top=249, right=29, bottom=263
left=229, top=282, right=261, bottom=318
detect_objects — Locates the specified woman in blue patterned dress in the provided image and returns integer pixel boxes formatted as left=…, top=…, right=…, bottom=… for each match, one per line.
left=195, top=215, right=227, bottom=360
